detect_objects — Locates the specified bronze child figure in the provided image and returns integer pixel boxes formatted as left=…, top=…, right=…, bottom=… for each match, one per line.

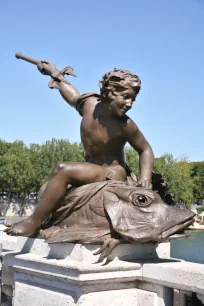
left=5, top=59, right=154, bottom=237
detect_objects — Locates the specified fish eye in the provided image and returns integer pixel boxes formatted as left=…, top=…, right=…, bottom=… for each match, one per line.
left=136, top=195, right=149, bottom=207
left=130, top=194, right=152, bottom=207
left=137, top=195, right=147, bottom=205
left=129, top=191, right=153, bottom=207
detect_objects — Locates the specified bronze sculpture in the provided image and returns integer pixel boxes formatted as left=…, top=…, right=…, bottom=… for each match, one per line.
left=39, top=180, right=195, bottom=257
left=4, top=53, right=195, bottom=257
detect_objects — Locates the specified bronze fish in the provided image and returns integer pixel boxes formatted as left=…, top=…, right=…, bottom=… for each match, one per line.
left=40, top=180, right=195, bottom=257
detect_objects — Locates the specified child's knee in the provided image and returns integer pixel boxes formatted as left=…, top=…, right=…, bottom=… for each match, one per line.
left=52, top=162, right=70, bottom=176
left=39, top=182, right=48, bottom=199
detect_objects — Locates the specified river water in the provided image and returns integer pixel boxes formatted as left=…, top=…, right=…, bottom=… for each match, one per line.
left=171, top=230, right=204, bottom=264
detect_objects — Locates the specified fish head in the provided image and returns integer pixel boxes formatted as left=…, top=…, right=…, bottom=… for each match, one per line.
left=104, top=183, right=195, bottom=243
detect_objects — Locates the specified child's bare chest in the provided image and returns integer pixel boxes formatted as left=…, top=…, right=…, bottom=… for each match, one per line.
left=80, top=113, right=124, bottom=148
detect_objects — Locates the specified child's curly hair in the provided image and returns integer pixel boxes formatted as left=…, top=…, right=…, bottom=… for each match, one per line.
left=99, top=68, right=141, bottom=98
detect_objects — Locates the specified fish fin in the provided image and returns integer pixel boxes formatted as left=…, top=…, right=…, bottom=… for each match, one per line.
left=45, top=224, right=110, bottom=244
left=88, top=203, right=106, bottom=217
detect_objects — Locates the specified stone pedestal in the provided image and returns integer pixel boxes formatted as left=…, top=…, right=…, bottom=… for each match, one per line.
left=1, top=232, right=172, bottom=306
left=1, top=231, right=204, bottom=306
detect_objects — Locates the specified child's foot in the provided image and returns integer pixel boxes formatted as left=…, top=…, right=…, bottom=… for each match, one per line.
left=4, top=217, right=40, bottom=237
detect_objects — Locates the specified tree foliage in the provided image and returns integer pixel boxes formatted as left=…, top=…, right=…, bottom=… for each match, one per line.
left=125, top=148, right=201, bottom=206
left=190, top=161, right=204, bottom=203
left=125, top=146, right=139, bottom=178
left=154, top=154, right=194, bottom=205
left=0, top=140, right=203, bottom=209
left=0, top=139, right=84, bottom=197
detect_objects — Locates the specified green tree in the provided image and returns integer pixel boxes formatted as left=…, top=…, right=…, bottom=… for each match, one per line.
left=154, top=154, right=194, bottom=206
left=125, top=146, right=139, bottom=178
left=1, top=138, right=200, bottom=211
left=190, top=161, right=204, bottom=203
left=0, top=139, right=84, bottom=215
left=37, top=139, right=84, bottom=184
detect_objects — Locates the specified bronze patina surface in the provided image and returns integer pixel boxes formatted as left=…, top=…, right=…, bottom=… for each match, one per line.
left=5, top=53, right=194, bottom=257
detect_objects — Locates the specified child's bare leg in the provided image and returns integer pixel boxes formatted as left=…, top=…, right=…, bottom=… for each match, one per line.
left=4, top=163, right=126, bottom=236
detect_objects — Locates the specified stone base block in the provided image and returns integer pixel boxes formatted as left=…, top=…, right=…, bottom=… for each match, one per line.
left=14, top=281, right=75, bottom=306
left=77, top=289, right=138, bottom=306
left=1, top=233, right=204, bottom=306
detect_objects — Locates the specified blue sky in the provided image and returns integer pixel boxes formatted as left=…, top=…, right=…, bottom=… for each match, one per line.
left=0, top=0, right=203, bottom=161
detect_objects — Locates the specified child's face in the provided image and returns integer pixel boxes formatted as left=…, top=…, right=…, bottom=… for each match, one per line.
left=108, top=87, right=139, bottom=117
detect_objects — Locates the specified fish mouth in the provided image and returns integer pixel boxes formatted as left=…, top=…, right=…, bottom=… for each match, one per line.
left=168, top=232, right=190, bottom=240
left=160, top=214, right=195, bottom=240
